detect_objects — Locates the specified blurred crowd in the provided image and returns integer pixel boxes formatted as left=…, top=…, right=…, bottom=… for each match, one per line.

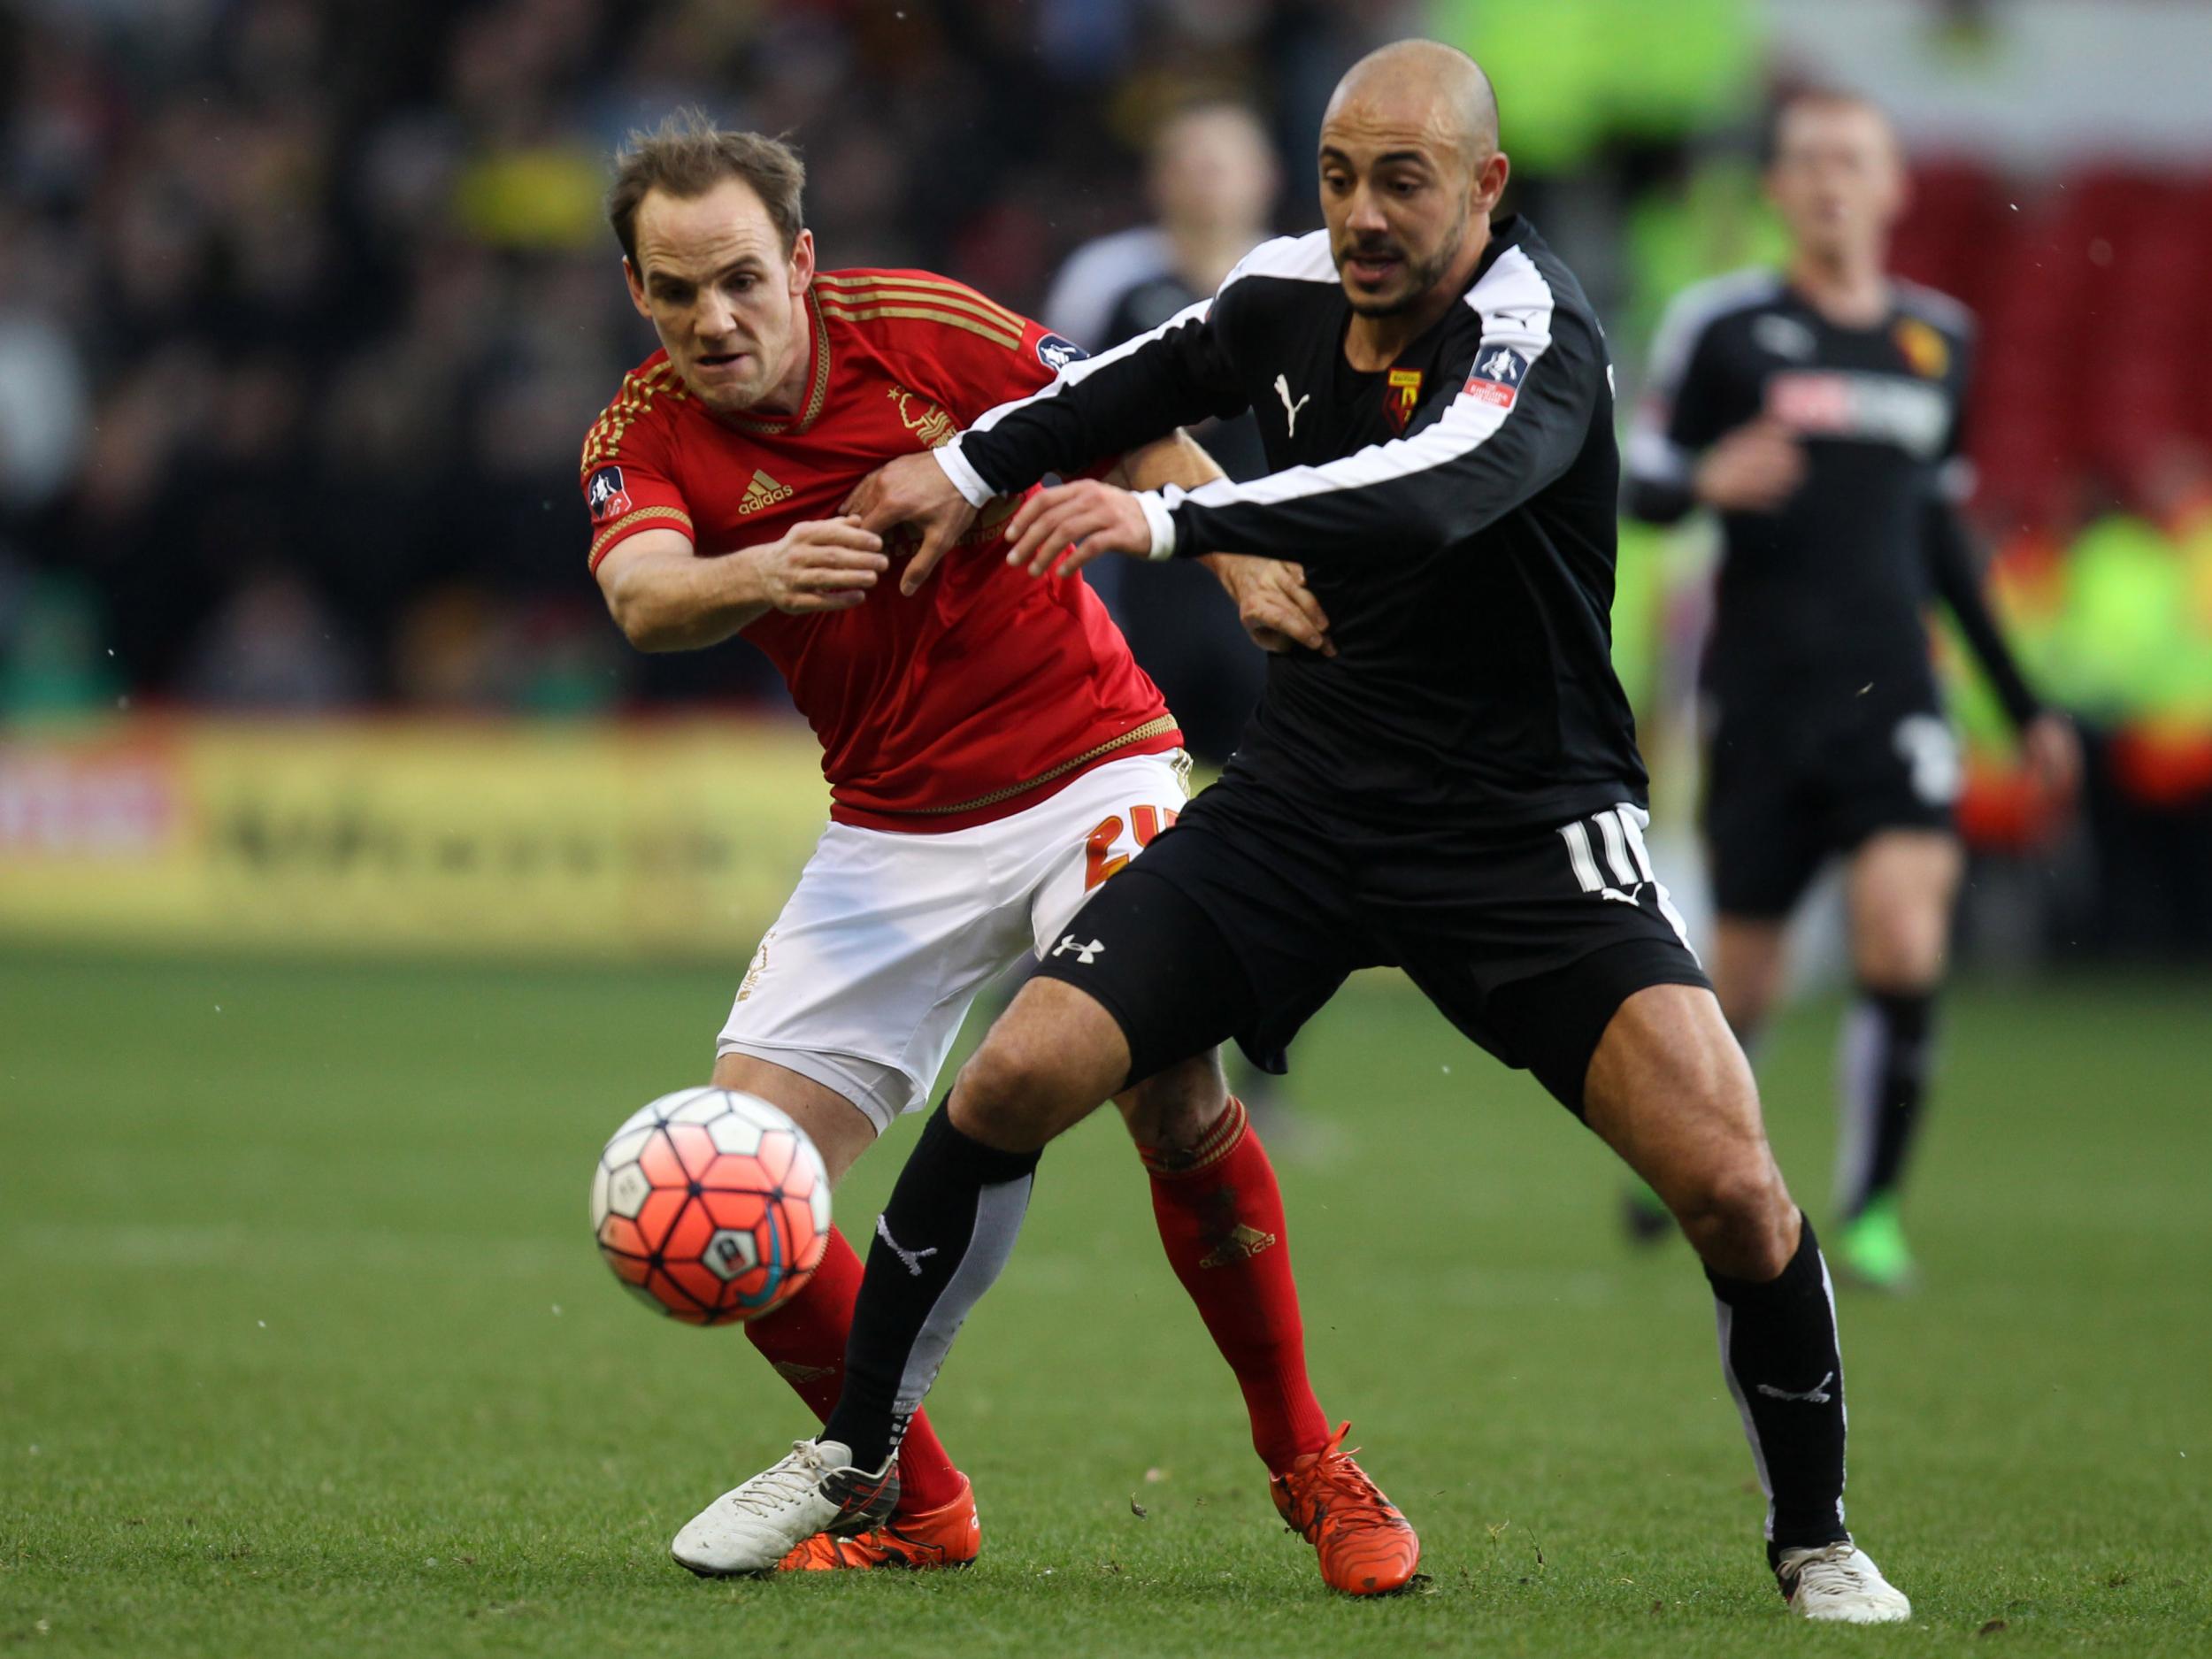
left=0, top=0, right=1420, bottom=715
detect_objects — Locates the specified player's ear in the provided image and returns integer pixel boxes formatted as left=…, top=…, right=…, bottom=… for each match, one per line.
left=623, top=257, right=653, bottom=320
left=1474, top=150, right=1509, bottom=216
left=787, top=228, right=816, bottom=295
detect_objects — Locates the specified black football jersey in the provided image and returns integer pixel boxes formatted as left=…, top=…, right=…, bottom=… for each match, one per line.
left=1624, top=271, right=1983, bottom=726
left=943, top=215, right=1646, bottom=830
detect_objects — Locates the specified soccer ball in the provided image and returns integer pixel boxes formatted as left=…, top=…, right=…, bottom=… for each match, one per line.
left=590, top=1087, right=833, bottom=1325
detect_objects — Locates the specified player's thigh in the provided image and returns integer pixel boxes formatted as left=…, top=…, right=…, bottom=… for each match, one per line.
left=718, top=820, right=1035, bottom=1137
left=1845, top=827, right=1962, bottom=990
left=709, top=1049, right=879, bottom=1187
left=1581, top=983, right=1797, bottom=1275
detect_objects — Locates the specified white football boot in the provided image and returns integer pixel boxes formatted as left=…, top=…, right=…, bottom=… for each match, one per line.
left=1776, top=1541, right=1913, bottom=1623
left=671, top=1439, right=900, bottom=1577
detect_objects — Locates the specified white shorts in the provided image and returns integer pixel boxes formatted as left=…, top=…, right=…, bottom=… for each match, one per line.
left=717, top=750, right=1192, bottom=1133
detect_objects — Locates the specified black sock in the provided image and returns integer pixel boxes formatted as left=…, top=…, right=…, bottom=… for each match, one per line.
left=1707, top=1214, right=1851, bottom=1559
left=1835, top=987, right=1935, bottom=1217
left=822, top=1102, right=1040, bottom=1471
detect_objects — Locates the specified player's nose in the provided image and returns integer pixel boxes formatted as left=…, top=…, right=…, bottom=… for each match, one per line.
left=1345, top=183, right=1389, bottom=234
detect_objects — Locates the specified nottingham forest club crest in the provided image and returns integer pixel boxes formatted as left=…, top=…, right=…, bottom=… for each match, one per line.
left=1385, top=368, right=1423, bottom=433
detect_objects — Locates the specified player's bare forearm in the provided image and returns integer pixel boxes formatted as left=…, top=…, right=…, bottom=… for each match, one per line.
left=595, top=518, right=886, bottom=652
left=596, top=528, right=772, bottom=652
left=1110, top=428, right=1225, bottom=494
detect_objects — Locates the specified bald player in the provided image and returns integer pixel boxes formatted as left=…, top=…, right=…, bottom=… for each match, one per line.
left=685, top=43, right=1912, bottom=1620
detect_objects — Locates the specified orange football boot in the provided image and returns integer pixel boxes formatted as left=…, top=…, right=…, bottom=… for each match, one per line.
left=774, top=1473, right=979, bottom=1571
left=1270, top=1422, right=1421, bottom=1594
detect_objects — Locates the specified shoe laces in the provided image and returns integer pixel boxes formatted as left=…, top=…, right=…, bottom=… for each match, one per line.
left=1289, top=1422, right=1392, bottom=1518
left=726, top=1440, right=833, bottom=1519
left=1786, top=1541, right=1870, bottom=1593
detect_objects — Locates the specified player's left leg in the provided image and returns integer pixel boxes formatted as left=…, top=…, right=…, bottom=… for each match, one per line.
left=1577, top=982, right=1909, bottom=1623
left=1114, top=1056, right=1420, bottom=1594
left=1832, top=828, right=1962, bottom=1290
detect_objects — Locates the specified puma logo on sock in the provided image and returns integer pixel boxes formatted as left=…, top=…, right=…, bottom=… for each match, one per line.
left=877, top=1214, right=940, bottom=1277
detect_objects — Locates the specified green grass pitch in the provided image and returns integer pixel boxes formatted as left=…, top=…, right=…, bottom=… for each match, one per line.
left=2, top=950, right=2207, bottom=1656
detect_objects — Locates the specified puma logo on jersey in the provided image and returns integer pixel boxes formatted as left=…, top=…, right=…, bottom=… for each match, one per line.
left=1274, top=374, right=1311, bottom=435
left=739, top=469, right=795, bottom=513
left=876, top=1215, right=939, bottom=1278
left=1052, top=934, right=1106, bottom=964
left=1199, top=1224, right=1279, bottom=1269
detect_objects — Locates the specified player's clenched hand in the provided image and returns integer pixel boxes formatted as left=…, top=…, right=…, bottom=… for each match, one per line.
left=842, top=451, right=979, bottom=596
left=1203, top=554, right=1335, bottom=656
left=747, top=517, right=887, bottom=614
left=1002, top=480, right=1151, bottom=579
left=1694, top=420, right=1807, bottom=514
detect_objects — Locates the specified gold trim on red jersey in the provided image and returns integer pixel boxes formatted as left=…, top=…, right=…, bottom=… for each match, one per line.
left=588, top=503, right=694, bottom=570
left=817, top=303, right=1023, bottom=351
left=580, top=360, right=687, bottom=480
left=885, top=715, right=1179, bottom=817
left=813, top=270, right=1025, bottom=331
left=813, top=273, right=1027, bottom=348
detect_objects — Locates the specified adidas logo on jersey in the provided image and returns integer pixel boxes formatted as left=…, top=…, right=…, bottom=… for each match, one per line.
left=739, top=469, right=795, bottom=513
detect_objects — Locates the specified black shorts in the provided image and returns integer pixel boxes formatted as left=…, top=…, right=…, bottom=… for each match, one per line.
left=1703, top=703, right=1959, bottom=919
left=1033, top=777, right=1710, bottom=1116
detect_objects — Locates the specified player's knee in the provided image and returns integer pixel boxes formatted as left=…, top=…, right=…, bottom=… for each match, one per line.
left=1115, top=1055, right=1225, bottom=1150
left=949, top=1037, right=1057, bottom=1146
left=1677, top=1154, right=1794, bottom=1279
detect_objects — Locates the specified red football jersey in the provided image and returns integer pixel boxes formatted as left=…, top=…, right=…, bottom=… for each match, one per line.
left=580, top=269, right=1179, bottom=833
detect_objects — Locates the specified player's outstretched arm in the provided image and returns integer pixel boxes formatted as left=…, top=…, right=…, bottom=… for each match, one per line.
left=595, top=518, right=887, bottom=651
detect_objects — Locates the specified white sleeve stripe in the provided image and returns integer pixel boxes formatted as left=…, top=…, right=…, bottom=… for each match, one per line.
left=964, top=296, right=1210, bottom=434
left=949, top=232, right=1332, bottom=463
left=1624, top=425, right=1692, bottom=486
left=1159, top=244, right=1558, bottom=519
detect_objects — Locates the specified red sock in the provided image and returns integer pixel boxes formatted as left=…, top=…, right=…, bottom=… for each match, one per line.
left=743, top=1225, right=964, bottom=1513
left=1141, top=1097, right=1331, bottom=1474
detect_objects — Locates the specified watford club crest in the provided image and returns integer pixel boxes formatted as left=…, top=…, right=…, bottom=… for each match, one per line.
left=1893, top=316, right=1949, bottom=380
left=1385, top=367, right=1423, bottom=433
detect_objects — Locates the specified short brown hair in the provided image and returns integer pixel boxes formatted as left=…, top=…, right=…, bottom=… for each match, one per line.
left=606, top=111, right=806, bottom=268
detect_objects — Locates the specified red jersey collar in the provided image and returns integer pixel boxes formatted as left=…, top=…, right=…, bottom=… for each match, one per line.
left=715, top=286, right=833, bottom=438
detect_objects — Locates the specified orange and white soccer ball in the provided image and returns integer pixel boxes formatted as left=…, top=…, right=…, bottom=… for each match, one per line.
left=590, top=1087, right=833, bottom=1325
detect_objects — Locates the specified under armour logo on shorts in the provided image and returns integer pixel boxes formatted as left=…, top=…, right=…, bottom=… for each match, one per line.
left=1053, top=934, right=1105, bottom=964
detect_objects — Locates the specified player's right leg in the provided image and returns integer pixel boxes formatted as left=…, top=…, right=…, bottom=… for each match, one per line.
left=696, top=1051, right=975, bottom=1572
left=667, top=822, right=1035, bottom=1576
left=1831, top=828, right=1960, bottom=1291
left=1581, top=985, right=1909, bottom=1622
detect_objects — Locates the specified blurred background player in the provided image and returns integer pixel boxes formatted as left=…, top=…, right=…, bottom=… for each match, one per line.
left=1042, top=101, right=1282, bottom=764
left=580, top=116, right=1409, bottom=1587
left=1623, top=92, right=2082, bottom=1289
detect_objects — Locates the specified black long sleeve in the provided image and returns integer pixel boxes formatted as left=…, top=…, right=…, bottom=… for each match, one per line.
left=1925, top=497, right=2041, bottom=729
left=956, top=299, right=1248, bottom=496
left=1163, top=307, right=1603, bottom=565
